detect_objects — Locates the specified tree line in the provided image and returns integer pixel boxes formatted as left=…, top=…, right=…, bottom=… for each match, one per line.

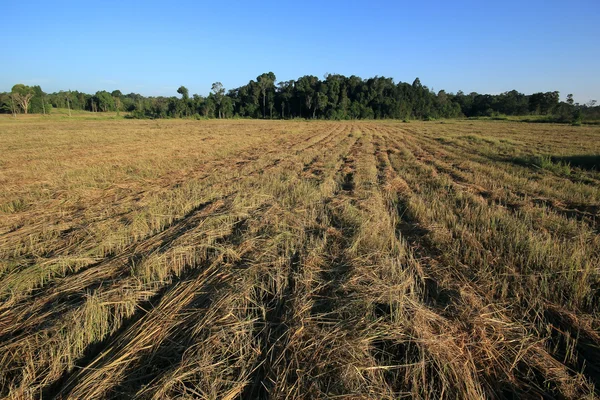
left=1, top=74, right=598, bottom=122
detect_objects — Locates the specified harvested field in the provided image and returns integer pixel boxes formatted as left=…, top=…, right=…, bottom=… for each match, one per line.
left=1, top=117, right=600, bottom=399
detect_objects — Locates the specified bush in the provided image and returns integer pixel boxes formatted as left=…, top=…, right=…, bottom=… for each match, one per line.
left=127, top=109, right=150, bottom=119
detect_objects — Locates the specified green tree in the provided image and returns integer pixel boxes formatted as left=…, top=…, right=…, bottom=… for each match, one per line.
left=94, top=91, right=115, bottom=112
left=257, top=72, right=276, bottom=118
left=0, top=93, right=12, bottom=113
left=177, top=86, right=189, bottom=100
left=221, top=96, right=234, bottom=118
left=211, top=82, right=225, bottom=118
left=317, top=91, right=328, bottom=118
left=277, top=81, right=293, bottom=119
left=296, top=75, right=318, bottom=118
left=29, top=86, right=48, bottom=114
left=11, top=84, right=35, bottom=114
left=112, top=90, right=123, bottom=115
left=174, top=87, right=192, bottom=117
left=529, top=91, right=560, bottom=115
left=566, top=94, right=574, bottom=106
left=0, top=93, right=18, bottom=116
left=204, top=96, right=216, bottom=118
left=65, top=91, right=72, bottom=116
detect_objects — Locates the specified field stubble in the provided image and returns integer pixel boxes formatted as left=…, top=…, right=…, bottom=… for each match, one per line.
left=1, top=117, right=600, bottom=399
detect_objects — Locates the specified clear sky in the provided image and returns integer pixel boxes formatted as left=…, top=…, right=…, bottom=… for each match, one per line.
left=3, top=0, right=599, bottom=103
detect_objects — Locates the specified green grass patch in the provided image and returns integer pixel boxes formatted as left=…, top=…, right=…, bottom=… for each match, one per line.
left=513, top=154, right=572, bottom=176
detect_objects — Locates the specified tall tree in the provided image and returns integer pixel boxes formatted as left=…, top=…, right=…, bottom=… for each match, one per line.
left=29, top=86, right=47, bottom=114
left=257, top=72, right=276, bottom=118
left=112, top=90, right=122, bottom=115
left=211, top=82, right=225, bottom=118
left=11, top=84, right=35, bottom=114
left=566, top=94, right=574, bottom=106
left=94, top=91, right=115, bottom=112
left=296, top=75, right=318, bottom=118
left=66, top=91, right=72, bottom=116
left=277, top=81, right=294, bottom=119
left=177, top=86, right=189, bottom=100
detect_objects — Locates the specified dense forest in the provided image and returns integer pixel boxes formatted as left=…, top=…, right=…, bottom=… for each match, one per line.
left=1, top=73, right=598, bottom=122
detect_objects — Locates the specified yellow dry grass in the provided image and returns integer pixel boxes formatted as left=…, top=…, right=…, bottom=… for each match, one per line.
left=1, top=116, right=600, bottom=399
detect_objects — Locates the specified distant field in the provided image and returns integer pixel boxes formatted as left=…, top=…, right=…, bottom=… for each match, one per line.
left=1, top=117, right=600, bottom=399
left=0, top=108, right=125, bottom=119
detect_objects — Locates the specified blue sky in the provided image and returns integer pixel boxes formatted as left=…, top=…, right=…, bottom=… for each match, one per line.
left=3, top=0, right=599, bottom=103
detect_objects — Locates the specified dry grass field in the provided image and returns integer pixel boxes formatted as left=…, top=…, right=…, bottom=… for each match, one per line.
left=1, top=116, right=600, bottom=399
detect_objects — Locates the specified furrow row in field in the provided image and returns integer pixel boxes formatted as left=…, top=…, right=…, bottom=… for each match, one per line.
left=358, top=125, right=492, bottom=397
left=411, top=129, right=600, bottom=232
left=0, top=122, right=337, bottom=265
left=28, top=123, right=334, bottom=313
left=398, top=129, right=600, bottom=394
left=0, top=125, right=347, bottom=303
left=409, top=125, right=600, bottom=205
left=0, top=196, right=235, bottom=339
left=0, top=199, right=256, bottom=397
left=374, top=125, right=598, bottom=397
left=276, top=132, right=399, bottom=398
left=0, top=124, right=357, bottom=399
left=393, top=127, right=600, bottom=312
left=56, top=124, right=359, bottom=399
left=385, top=125, right=600, bottom=250
left=238, top=136, right=361, bottom=399
left=0, top=125, right=316, bottom=258
left=57, top=211, right=264, bottom=399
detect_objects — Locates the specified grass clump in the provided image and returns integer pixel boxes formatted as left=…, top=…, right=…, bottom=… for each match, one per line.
left=517, top=154, right=572, bottom=176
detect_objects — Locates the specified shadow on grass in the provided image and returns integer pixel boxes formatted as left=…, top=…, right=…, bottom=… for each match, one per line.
left=508, top=154, right=599, bottom=174
left=552, top=155, right=600, bottom=171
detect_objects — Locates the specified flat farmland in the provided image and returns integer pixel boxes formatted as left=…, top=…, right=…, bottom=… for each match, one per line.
left=1, top=118, right=600, bottom=399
